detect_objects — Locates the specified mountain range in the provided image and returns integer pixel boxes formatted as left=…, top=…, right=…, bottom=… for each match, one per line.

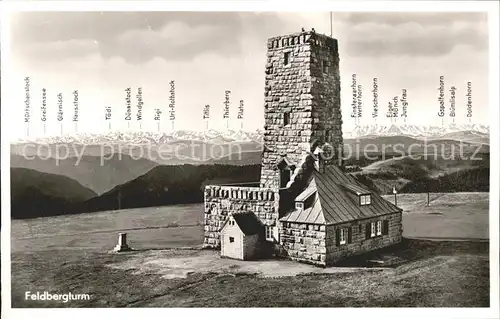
left=9, top=123, right=490, bottom=220
left=346, top=123, right=489, bottom=139
left=11, top=123, right=489, bottom=146
left=11, top=153, right=158, bottom=194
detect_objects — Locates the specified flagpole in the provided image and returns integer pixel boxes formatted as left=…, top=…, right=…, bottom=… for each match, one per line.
left=330, top=12, right=332, bottom=36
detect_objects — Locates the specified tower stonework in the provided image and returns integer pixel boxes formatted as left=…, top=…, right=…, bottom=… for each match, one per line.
left=260, top=31, right=343, bottom=189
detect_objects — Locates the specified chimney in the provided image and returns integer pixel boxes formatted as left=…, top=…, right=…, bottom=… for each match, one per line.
left=313, top=146, right=325, bottom=173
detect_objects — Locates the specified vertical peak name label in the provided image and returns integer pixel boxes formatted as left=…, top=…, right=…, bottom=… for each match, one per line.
left=125, top=87, right=132, bottom=129
left=438, top=75, right=445, bottom=126
left=386, top=100, right=393, bottom=123
left=57, top=93, right=64, bottom=135
left=73, top=90, right=79, bottom=132
left=137, top=87, right=143, bottom=130
left=41, top=88, right=47, bottom=135
left=203, top=104, right=210, bottom=130
left=449, top=85, right=456, bottom=122
left=350, top=73, right=358, bottom=126
left=400, top=89, right=408, bottom=123
left=105, top=106, right=112, bottom=130
left=223, top=90, right=231, bottom=129
left=169, top=80, right=175, bottom=131
left=357, top=84, right=363, bottom=124
left=372, top=78, right=378, bottom=121
left=392, top=95, right=399, bottom=121
left=154, top=105, right=162, bottom=132
left=466, top=81, right=472, bottom=123
left=238, top=100, right=244, bottom=129
left=24, top=77, right=31, bottom=136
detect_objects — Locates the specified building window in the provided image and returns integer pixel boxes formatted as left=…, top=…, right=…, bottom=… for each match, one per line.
left=376, top=220, right=382, bottom=236
left=383, top=220, right=389, bottom=235
left=265, top=226, right=274, bottom=241
left=295, top=201, right=304, bottom=210
left=325, top=130, right=330, bottom=142
left=360, top=194, right=372, bottom=206
left=284, top=112, right=291, bottom=126
left=336, top=227, right=351, bottom=246
left=366, top=221, right=384, bottom=238
left=322, top=61, right=328, bottom=73
left=339, top=228, right=347, bottom=245
left=229, top=236, right=235, bottom=243
left=284, top=51, right=291, bottom=65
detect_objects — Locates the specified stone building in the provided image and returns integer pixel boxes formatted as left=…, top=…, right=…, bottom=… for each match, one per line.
left=203, top=30, right=403, bottom=266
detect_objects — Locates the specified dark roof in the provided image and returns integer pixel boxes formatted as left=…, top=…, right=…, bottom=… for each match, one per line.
left=280, top=160, right=402, bottom=225
left=280, top=191, right=326, bottom=224
left=295, top=179, right=317, bottom=201
left=224, top=212, right=264, bottom=236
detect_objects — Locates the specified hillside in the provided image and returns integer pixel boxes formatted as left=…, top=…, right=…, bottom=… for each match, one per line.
left=11, top=168, right=97, bottom=219
left=11, top=153, right=158, bottom=194
left=399, top=168, right=490, bottom=193
left=10, top=164, right=262, bottom=219
left=353, top=155, right=489, bottom=195
left=78, top=164, right=261, bottom=213
left=343, top=136, right=489, bottom=157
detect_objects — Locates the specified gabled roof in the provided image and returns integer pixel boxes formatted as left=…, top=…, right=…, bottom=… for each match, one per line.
left=280, top=193, right=325, bottom=224
left=280, top=160, right=402, bottom=225
left=295, top=178, right=317, bottom=202
left=222, top=212, right=264, bottom=236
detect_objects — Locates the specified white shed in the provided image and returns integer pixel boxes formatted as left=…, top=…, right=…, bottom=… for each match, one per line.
left=220, top=212, right=263, bottom=261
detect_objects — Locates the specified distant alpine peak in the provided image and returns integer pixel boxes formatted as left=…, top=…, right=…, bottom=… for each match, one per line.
left=345, top=123, right=490, bottom=139
left=11, top=124, right=489, bottom=145
left=12, top=129, right=265, bottom=145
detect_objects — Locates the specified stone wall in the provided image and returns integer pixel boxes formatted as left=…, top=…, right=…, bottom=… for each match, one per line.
left=325, top=212, right=403, bottom=265
left=260, top=31, right=342, bottom=188
left=203, top=185, right=279, bottom=248
left=309, top=34, right=343, bottom=165
left=279, top=222, right=327, bottom=266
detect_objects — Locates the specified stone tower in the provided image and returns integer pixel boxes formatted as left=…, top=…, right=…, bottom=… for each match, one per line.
left=260, top=30, right=343, bottom=189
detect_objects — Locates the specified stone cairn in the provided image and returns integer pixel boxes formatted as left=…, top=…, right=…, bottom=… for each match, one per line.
left=113, top=232, right=132, bottom=252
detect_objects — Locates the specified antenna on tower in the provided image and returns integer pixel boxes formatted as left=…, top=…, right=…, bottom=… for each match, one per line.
left=330, top=12, right=333, bottom=37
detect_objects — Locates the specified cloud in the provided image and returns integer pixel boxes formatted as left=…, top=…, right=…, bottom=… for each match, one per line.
left=333, top=12, right=488, bottom=57
left=10, top=12, right=270, bottom=64
left=18, top=39, right=100, bottom=62
left=113, top=21, right=241, bottom=63
left=334, top=12, right=488, bottom=26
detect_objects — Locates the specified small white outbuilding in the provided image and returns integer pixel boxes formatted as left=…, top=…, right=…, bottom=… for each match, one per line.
left=220, top=212, right=264, bottom=261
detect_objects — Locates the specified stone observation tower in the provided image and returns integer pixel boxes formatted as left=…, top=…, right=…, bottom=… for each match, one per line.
left=260, top=31, right=343, bottom=189
left=203, top=30, right=402, bottom=266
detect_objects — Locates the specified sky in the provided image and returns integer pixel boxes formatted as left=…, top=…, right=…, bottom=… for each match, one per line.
left=5, top=11, right=490, bottom=139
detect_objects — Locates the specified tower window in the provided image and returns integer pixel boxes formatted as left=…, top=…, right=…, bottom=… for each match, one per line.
left=325, top=130, right=331, bottom=142
left=284, top=112, right=291, bottom=126
left=266, top=226, right=274, bottom=241
left=323, top=61, right=328, bottom=73
left=284, top=52, right=291, bottom=65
